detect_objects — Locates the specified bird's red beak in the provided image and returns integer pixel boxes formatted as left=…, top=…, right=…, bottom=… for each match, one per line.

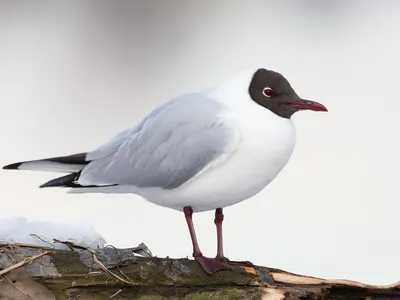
left=288, top=99, right=328, bottom=112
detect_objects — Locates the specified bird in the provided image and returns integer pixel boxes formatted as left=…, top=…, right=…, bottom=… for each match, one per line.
left=2, top=68, right=328, bottom=275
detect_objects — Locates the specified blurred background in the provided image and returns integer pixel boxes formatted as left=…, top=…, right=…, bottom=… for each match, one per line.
left=0, top=0, right=399, bottom=285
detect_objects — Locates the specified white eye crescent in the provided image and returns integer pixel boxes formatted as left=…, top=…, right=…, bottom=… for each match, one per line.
left=262, top=87, right=274, bottom=97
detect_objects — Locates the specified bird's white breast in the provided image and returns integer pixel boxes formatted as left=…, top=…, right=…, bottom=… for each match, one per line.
left=88, top=69, right=297, bottom=212
left=139, top=103, right=296, bottom=212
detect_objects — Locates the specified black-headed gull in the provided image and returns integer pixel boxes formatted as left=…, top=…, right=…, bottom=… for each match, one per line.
left=3, top=68, right=328, bottom=275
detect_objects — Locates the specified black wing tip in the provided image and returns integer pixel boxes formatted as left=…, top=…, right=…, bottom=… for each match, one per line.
left=39, top=172, right=82, bottom=189
left=2, top=162, right=22, bottom=170
left=39, top=182, right=54, bottom=188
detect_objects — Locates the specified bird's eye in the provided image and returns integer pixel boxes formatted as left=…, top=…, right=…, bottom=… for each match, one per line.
left=262, top=87, right=274, bottom=98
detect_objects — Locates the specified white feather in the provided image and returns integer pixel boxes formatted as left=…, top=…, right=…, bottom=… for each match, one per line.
left=69, top=69, right=296, bottom=212
left=17, top=161, right=84, bottom=173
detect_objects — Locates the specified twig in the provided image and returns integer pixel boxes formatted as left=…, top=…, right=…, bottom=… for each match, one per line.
left=109, top=289, right=122, bottom=299
left=88, top=248, right=136, bottom=285
left=0, top=251, right=50, bottom=276
left=117, top=266, right=132, bottom=282
left=53, top=239, right=78, bottom=251
left=53, top=240, right=137, bottom=286
left=104, top=245, right=132, bottom=281
left=105, top=245, right=122, bottom=261
left=30, top=234, right=55, bottom=249
left=7, top=244, right=16, bottom=261
left=88, top=271, right=102, bottom=275
left=0, top=242, right=49, bottom=249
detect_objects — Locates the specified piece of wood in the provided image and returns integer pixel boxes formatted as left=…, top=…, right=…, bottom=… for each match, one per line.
left=1, top=245, right=399, bottom=300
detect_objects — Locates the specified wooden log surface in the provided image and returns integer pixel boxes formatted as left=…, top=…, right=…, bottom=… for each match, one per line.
left=0, top=243, right=399, bottom=300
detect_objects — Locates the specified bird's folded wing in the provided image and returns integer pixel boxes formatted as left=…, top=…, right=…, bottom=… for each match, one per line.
left=78, top=93, right=241, bottom=190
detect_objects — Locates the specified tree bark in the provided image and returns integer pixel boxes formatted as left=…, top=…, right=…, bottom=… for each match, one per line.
left=1, top=244, right=399, bottom=300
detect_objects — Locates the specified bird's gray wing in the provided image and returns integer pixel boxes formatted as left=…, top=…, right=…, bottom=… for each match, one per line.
left=78, top=93, right=240, bottom=190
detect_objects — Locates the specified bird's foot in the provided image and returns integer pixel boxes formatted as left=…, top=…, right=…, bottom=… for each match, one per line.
left=216, top=256, right=254, bottom=266
left=195, top=255, right=232, bottom=275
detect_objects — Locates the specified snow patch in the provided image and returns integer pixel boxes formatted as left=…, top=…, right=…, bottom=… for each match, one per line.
left=0, top=216, right=106, bottom=250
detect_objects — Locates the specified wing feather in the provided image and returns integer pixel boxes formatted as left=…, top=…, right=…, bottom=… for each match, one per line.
left=78, top=93, right=240, bottom=190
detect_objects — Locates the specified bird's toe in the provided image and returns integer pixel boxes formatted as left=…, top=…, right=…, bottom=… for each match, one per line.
left=195, top=256, right=231, bottom=275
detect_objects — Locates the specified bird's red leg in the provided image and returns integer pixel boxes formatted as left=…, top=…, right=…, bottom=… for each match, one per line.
left=214, top=208, right=254, bottom=266
left=183, top=206, right=202, bottom=257
left=215, top=208, right=224, bottom=259
left=183, top=206, right=230, bottom=275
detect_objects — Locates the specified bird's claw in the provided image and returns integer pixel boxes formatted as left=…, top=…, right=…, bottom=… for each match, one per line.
left=195, top=255, right=232, bottom=275
left=216, top=256, right=254, bottom=266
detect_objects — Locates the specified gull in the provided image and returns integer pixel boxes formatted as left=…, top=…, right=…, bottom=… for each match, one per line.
left=3, top=68, right=328, bottom=275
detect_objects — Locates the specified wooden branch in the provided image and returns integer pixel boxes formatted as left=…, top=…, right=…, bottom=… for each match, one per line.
left=1, top=244, right=399, bottom=300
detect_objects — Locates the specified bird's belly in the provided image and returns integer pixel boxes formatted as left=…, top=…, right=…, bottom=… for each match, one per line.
left=140, top=118, right=296, bottom=212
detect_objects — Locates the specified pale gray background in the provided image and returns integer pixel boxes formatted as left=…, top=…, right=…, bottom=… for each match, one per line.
left=0, top=0, right=399, bottom=285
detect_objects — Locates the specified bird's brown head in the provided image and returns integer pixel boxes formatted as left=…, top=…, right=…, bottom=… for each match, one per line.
left=248, top=68, right=328, bottom=119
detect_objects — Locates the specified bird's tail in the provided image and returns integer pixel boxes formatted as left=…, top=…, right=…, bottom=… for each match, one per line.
left=2, top=153, right=90, bottom=188
left=2, top=152, right=89, bottom=173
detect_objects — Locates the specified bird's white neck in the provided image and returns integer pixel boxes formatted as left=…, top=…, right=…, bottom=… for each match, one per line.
left=201, top=69, right=257, bottom=109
